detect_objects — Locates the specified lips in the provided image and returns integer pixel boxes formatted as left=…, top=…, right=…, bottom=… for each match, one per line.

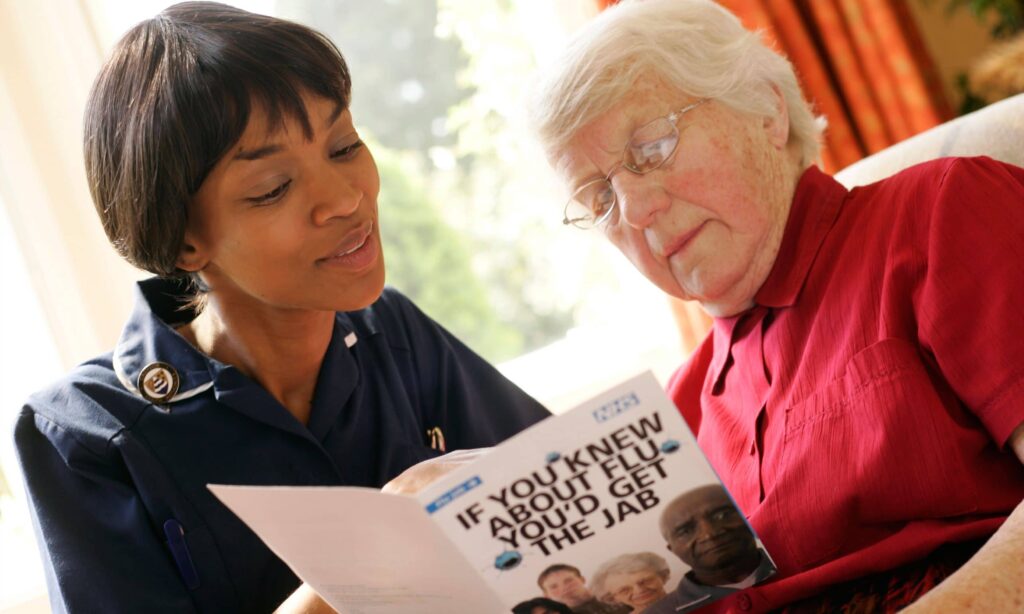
left=633, top=588, right=664, bottom=607
left=661, top=220, right=708, bottom=258
left=319, top=220, right=374, bottom=261
left=316, top=219, right=379, bottom=271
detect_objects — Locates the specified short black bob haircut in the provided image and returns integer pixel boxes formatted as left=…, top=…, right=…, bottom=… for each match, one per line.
left=84, top=1, right=352, bottom=277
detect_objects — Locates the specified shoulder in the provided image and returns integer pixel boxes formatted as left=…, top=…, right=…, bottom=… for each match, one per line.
left=17, top=352, right=146, bottom=465
left=833, top=156, right=1024, bottom=265
left=645, top=581, right=711, bottom=614
left=850, top=156, right=1023, bottom=213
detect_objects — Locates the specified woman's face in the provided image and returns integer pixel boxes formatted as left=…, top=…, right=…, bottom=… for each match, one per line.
left=603, top=568, right=667, bottom=610
left=552, top=76, right=798, bottom=317
left=179, top=91, right=385, bottom=315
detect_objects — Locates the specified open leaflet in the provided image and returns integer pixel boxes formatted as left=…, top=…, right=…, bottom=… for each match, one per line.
left=210, top=371, right=776, bottom=614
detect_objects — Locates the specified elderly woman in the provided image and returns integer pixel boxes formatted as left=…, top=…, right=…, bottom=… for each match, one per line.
left=530, top=0, right=1024, bottom=612
left=591, top=552, right=673, bottom=613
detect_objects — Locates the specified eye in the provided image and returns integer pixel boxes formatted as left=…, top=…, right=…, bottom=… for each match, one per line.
left=712, top=506, right=738, bottom=521
left=247, top=179, right=292, bottom=206
left=625, top=115, right=679, bottom=173
left=331, top=139, right=364, bottom=160
left=675, top=523, right=695, bottom=537
left=626, top=134, right=676, bottom=172
left=574, top=180, right=614, bottom=216
left=592, top=184, right=615, bottom=216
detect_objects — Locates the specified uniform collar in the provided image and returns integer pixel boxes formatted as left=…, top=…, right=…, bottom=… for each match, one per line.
left=113, top=277, right=216, bottom=405
left=708, top=166, right=848, bottom=386
left=113, top=277, right=370, bottom=442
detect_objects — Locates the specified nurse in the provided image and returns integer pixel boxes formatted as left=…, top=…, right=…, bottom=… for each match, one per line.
left=13, top=2, right=548, bottom=613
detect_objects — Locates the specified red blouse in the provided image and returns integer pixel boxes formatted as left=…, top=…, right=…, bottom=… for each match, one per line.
left=668, top=158, right=1024, bottom=612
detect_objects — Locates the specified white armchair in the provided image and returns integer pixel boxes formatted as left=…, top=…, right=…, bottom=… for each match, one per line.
left=834, top=93, right=1024, bottom=188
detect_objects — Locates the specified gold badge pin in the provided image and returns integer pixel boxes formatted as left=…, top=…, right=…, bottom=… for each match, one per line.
left=138, top=362, right=180, bottom=404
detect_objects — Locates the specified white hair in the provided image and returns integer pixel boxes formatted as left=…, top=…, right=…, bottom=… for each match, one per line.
left=529, top=0, right=825, bottom=166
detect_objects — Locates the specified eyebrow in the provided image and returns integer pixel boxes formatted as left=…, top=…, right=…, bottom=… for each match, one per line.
left=233, top=145, right=284, bottom=162
left=673, top=519, right=696, bottom=532
left=232, top=102, right=347, bottom=162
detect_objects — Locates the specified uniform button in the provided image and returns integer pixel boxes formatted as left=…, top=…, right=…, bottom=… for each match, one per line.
left=737, top=593, right=752, bottom=611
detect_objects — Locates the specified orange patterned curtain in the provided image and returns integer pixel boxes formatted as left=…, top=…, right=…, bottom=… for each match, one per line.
left=719, top=0, right=952, bottom=171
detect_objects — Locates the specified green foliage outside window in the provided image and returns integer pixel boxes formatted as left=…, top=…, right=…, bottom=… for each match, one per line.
left=374, top=146, right=523, bottom=361
left=934, top=0, right=1024, bottom=38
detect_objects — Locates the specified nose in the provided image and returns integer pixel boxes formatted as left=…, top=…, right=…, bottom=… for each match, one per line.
left=310, top=165, right=362, bottom=226
left=612, top=172, right=669, bottom=229
left=695, top=517, right=722, bottom=542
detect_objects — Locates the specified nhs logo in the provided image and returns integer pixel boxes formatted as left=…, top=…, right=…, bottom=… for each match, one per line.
left=591, top=391, right=641, bottom=423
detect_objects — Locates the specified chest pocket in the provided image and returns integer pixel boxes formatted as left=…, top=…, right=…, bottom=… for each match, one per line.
left=173, top=520, right=239, bottom=611
left=775, top=338, right=981, bottom=569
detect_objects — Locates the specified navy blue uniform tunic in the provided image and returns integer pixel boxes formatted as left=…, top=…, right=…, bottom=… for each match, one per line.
left=14, top=277, right=549, bottom=613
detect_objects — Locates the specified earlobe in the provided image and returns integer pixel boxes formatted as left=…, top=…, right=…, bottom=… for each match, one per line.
left=763, top=84, right=790, bottom=150
left=176, top=231, right=208, bottom=272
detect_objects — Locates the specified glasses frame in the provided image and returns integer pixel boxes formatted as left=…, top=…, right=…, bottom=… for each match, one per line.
left=562, top=98, right=708, bottom=230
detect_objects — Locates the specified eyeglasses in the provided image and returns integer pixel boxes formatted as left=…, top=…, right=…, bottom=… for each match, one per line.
left=562, top=99, right=708, bottom=230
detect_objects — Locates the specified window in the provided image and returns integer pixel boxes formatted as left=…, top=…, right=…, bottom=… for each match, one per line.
left=0, top=2, right=687, bottom=609
left=0, top=192, right=60, bottom=610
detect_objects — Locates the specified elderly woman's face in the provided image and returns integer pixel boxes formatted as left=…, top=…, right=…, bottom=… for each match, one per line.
left=603, top=569, right=668, bottom=609
left=552, top=77, right=797, bottom=317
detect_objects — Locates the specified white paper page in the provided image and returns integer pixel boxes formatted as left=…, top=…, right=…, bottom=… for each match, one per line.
left=209, top=485, right=505, bottom=614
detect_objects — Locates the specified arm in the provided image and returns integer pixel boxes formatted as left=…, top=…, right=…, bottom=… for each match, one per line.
left=897, top=159, right=1024, bottom=612
left=15, top=408, right=198, bottom=614
left=900, top=421, right=1024, bottom=613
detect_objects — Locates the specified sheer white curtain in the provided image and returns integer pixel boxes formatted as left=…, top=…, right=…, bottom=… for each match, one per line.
left=0, top=0, right=141, bottom=372
left=0, top=2, right=141, bottom=611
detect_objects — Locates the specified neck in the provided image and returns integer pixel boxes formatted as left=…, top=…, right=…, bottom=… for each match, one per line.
left=180, top=295, right=335, bottom=425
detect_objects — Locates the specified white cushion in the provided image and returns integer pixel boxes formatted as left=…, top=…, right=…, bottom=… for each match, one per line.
left=834, top=93, right=1024, bottom=188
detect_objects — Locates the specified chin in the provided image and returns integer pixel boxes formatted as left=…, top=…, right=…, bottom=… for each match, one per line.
left=678, top=275, right=755, bottom=318
left=351, top=267, right=387, bottom=310
left=700, top=299, right=753, bottom=318
left=327, top=264, right=387, bottom=312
